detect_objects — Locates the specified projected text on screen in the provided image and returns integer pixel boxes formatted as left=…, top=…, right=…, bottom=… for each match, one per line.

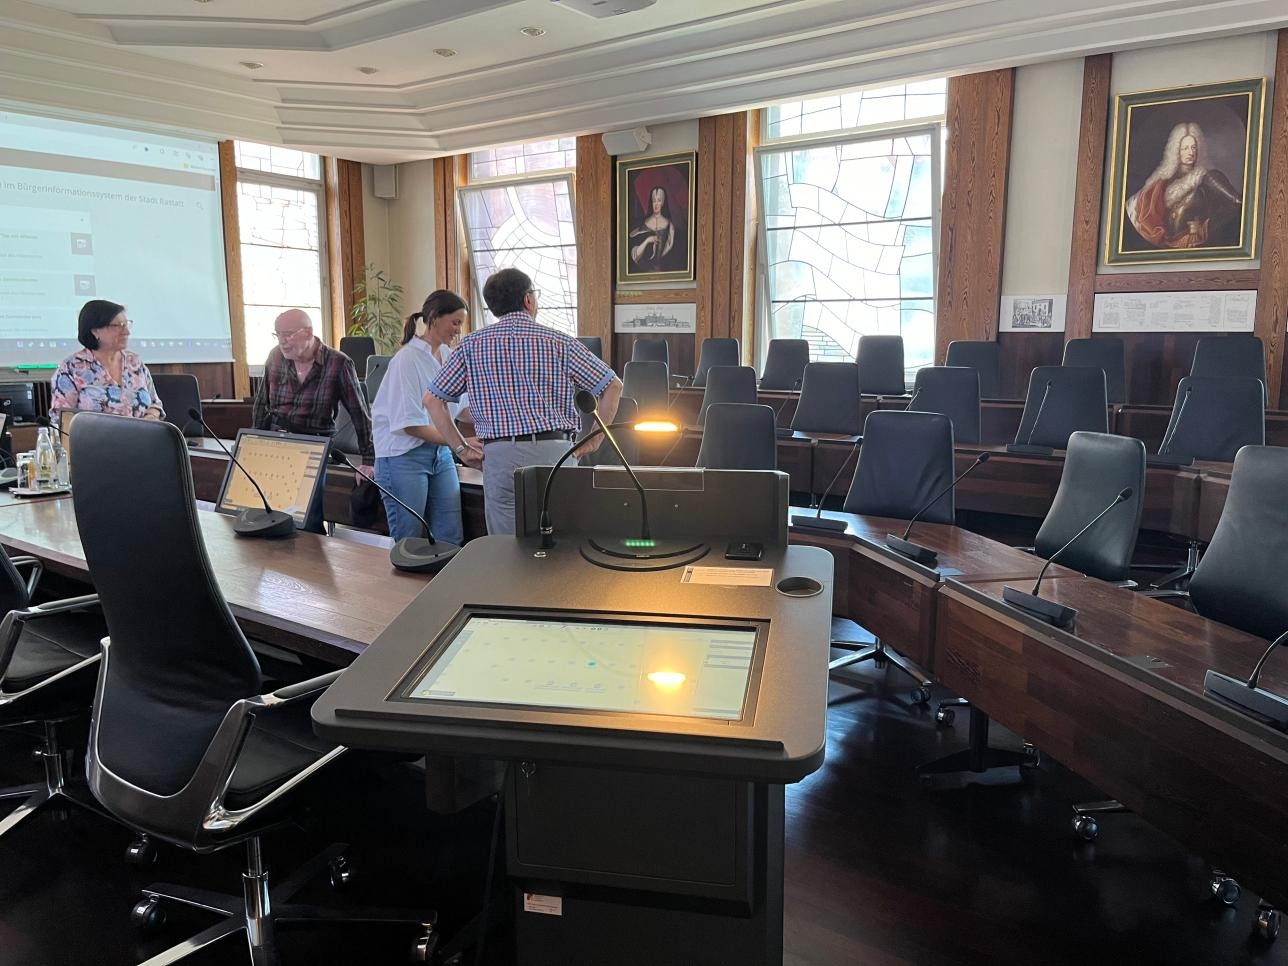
left=0, top=111, right=233, bottom=367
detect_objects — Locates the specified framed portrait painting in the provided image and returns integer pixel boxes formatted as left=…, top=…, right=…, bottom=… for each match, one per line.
left=616, top=151, right=696, bottom=284
left=1104, top=78, right=1266, bottom=266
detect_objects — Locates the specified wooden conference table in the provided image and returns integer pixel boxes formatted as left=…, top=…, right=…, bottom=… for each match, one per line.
left=789, top=508, right=1288, bottom=913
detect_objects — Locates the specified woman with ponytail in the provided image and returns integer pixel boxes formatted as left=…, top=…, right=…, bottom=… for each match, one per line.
left=369, top=290, right=472, bottom=544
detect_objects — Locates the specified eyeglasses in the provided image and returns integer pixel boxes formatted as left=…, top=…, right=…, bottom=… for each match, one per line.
left=274, top=325, right=309, bottom=342
left=528, top=289, right=541, bottom=300
left=105, top=319, right=132, bottom=330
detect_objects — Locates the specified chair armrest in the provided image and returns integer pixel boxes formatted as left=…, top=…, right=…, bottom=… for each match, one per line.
left=1142, top=589, right=1193, bottom=609
left=262, top=669, right=344, bottom=706
left=23, top=593, right=101, bottom=617
left=8, top=555, right=43, bottom=597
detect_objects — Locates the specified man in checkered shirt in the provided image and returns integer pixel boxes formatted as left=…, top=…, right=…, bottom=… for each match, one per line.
left=425, top=267, right=623, bottom=536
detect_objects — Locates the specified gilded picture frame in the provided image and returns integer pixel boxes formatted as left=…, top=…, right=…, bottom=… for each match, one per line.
left=1104, top=78, right=1265, bottom=266
left=616, top=151, right=696, bottom=284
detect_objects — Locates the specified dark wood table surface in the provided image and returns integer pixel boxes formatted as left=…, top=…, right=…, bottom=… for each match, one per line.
left=0, top=497, right=431, bottom=663
left=936, top=575, right=1288, bottom=910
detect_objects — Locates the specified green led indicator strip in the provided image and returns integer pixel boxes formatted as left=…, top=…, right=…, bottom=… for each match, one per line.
left=622, top=539, right=656, bottom=548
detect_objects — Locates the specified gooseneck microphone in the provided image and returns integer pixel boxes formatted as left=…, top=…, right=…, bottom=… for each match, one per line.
left=790, top=440, right=861, bottom=532
left=330, top=452, right=458, bottom=573
left=1006, top=380, right=1055, bottom=456
left=772, top=377, right=803, bottom=439
left=1148, top=384, right=1195, bottom=468
left=1002, top=486, right=1134, bottom=628
left=187, top=408, right=295, bottom=538
left=885, top=452, right=991, bottom=567
left=577, top=389, right=652, bottom=540
left=1204, top=629, right=1288, bottom=731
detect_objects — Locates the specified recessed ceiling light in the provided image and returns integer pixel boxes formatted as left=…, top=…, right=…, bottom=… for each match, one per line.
left=520, top=25, right=547, bottom=37
left=193, top=0, right=214, bottom=4
left=239, top=61, right=264, bottom=70
left=433, top=48, right=457, bottom=57
left=357, top=66, right=379, bottom=75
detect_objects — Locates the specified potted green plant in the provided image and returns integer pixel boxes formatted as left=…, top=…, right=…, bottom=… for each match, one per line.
left=349, top=265, right=404, bottom=355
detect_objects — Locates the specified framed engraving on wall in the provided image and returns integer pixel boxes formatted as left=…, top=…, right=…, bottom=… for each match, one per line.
left=1104, top=78, right=1266, bottom=266
left=616, top=151, right=696, bottom=285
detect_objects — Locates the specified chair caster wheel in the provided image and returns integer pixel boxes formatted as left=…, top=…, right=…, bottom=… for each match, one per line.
left=411, top=930, right=439, bottom=963
left=125, top=835, right=156, bottom=865
left=1210, top=873, right=1240, bottom=906
left=1073, top=816, right=1099, bottom=841
left=328, top=855, right=354, bottom=890
left=911, top=687, right=931, bottom=705
left=131, top=896, right=166, bottom=931
left=935, top=708, right=955, bottom=726
left=1256, top=905, right=1281, bottom=942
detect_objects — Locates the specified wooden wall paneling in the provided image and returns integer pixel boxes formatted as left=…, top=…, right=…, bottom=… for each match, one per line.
left=1095, top=270, right=1260, bottom=293
left=995, top=333, right=1063, bottom=400
left=338, top=159, right=365, bottom=339
left=432, top=157, right=469, bottom=307
left=576, top=134, right=614, bottom=366
left=1065, top=54, right=1113, bottom=342
left=1260, top=29, right=1288, bottom=407
left=695, top=117, right=718, bottom=348
left=217, top=140, right=250, bottom=399
left=613, top=290, right=695, bottom=304
left=728, top=114, right=749, bottom=355
left=614, top=334, right=696, bottom=379
left=710, top=114, right=735, bottom=343
left=934, top=70, right=1014, bottom=365
left=323, top=158, right=345, bottom=342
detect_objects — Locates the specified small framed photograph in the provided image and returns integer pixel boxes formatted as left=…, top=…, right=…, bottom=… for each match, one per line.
left=616, top=151, right=696, bottom=284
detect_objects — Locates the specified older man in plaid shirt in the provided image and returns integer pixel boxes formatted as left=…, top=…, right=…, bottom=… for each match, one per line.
left=425, top=268, right=623, bottom=536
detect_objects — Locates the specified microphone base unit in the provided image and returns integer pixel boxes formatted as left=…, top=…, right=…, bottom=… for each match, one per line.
left=1001, top=586, right=1076, bottom=629
left=580, top=537, right=708, bottom=572
left=1204, top=670, right=1288, bottom=731
left=1005, top=444, right=1055, bottom=456
left=884, top=534, right=939, bottom=567
left=391, top=538, right=460, bottom=573
left=1146, top=453, right=1195, bottom=468
left=233, top=508, right=297, bottom=539
left=790, top=514, right=849, bottom=532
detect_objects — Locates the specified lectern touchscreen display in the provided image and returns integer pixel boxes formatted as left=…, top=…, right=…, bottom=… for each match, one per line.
left=401, top=614, right=760, bottom=721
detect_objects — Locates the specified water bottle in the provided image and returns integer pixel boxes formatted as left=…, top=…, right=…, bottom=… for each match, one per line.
left=34, top=426, right=55, bottom=489
left=55, top=439, right=70, bottom=487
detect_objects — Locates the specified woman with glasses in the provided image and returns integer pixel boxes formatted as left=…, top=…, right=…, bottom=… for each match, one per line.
left=50, top=300, right=164, bottom=421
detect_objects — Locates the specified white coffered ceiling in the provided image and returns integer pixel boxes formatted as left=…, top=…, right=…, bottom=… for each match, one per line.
left=2, top=0, right=1286, bottom=162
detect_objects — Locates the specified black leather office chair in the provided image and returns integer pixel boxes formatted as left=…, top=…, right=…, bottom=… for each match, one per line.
left=790, top=363, right=862, bottom=437
left=622, top=360, right=670, bottom=419
left=856, top=335, right=906, bottom=396
left=693, top=338, right=740, bottom=387
left=1063, top=337, right=1126, bottom=404
left=944, top=340, right=1001, bottom=398
left=0, top=544, right=106, bottom=839
left=1150, top=377, right=1265, bottom=589
left=830, top=410, right=954, bottom=700
left=696, top=404, right=776, bottom=471
left=69, top=413, right=427, bottom=963
left=338, top=336, right=376, bottom=379
left=1013, top=366, right=1108, bottom=450
left=1191, top=334, right=1266, bottom=383
left=330, top=404, right=363, bottom=459
left=696, top=366, right=757, bottom=426
left=576, top=336, right=604, bottom=360
left=908, top=366, right=980, bottom=444
left=580, top=396, right=640, bottom=467
left=759, top=339, right=809, bottom=391
left=631, top=338, right=669, bottom=367
left=364, top=354, right=392, bottom=404
left=1034, top=432, right=1145, bottom=582
left=151, top=373, right=203, bottom=437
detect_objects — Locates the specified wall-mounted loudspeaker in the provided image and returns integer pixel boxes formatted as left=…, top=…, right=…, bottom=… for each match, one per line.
left=373, top=165, right=398, bottom=200
left=601, top=127, right=653, bottom=157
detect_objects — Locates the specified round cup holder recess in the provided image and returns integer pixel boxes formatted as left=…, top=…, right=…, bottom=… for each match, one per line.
left=776, top=576, right=823, bottom=597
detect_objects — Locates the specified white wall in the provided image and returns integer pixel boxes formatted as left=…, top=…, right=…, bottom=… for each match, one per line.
left=361, top=164, right=390, bottom=283
left=381, top=159, right=438, bottom=310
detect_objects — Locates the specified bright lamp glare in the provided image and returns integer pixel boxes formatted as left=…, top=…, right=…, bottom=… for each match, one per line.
left=647, top=670, right=686, bottom=689
left=633, top=420, right=679, bottom=434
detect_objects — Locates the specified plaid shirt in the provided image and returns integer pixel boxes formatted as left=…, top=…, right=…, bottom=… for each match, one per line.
left=428, top=312, right=614, bottom=439
left=253, top=340, right=374, bottom=462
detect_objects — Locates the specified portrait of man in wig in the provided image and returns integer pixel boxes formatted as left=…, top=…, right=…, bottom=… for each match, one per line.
left=1125, top=121, right=1242, bottom=250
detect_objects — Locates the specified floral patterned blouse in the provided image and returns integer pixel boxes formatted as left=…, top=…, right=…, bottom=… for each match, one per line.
left=50, top=347, right=165, bottom=420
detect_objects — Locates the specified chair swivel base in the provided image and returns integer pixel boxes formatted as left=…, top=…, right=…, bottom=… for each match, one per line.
left=919, top=707, right=1038, bottom=788
left=829, top=638, right=934, bottom=704
left=133, top=839, right=434, bottom=966
left=0, top=720, right=105, bottom=840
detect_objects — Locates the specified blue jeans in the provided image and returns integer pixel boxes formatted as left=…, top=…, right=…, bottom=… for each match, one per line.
left=375, top=443, right=463, bottom=545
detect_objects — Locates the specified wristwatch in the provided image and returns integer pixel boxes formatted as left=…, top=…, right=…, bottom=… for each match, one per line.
left=453, top=441, right=468, bottom=456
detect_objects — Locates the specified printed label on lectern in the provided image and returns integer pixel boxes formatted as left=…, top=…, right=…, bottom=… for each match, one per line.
left=681, top=566, right=774, bottom=586
left=523, top=893, right=563, bottom=916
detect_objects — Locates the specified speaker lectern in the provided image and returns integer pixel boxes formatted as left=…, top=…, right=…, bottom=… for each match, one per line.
left=312, top=467, right=832, bottom=964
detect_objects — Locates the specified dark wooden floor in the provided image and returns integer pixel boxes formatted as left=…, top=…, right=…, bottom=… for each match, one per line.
left=2, top=652, right=1285, bottom=966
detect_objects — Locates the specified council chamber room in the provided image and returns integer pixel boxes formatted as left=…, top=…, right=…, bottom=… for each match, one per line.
left=2, top=0, right=1288, bottom=964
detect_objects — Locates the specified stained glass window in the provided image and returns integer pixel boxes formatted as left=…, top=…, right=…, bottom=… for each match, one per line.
left=459, top=170, right=578, bottom=334
left=758, top=81, right=945, bottom=382
left=234, top=141, right=326, bottom=366
left=764, top=79, right=947, bottom=141
left=468, top=138, right=578, bottom=182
